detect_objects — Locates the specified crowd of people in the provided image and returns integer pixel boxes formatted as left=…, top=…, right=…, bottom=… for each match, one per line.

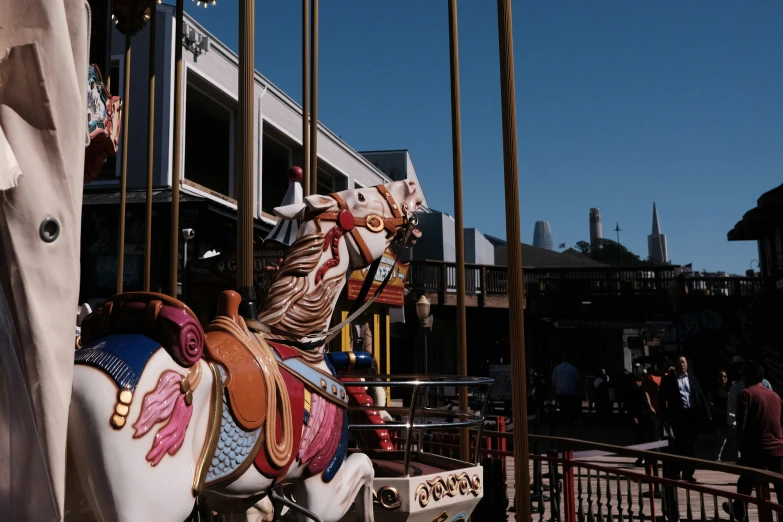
left=548, top=353, right=783, bottom=520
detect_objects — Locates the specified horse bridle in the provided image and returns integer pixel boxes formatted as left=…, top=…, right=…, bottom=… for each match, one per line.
left=313, top=184, right=418, bottom=270
left=295, top=185, right=417, bottom=343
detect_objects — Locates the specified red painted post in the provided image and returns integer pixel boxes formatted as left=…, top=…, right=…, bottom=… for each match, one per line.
left=646, top=460, right=657, bottom=522
left=562, top=449, right=577, bottom=522
left=756, top=478, right=774, bottom=522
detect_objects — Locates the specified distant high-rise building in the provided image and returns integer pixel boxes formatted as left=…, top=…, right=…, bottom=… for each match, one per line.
left=589, top=208, right=603, bottom=250
left=533, top=221, right=554, bottom=250
left=648, top=202, right=668, bottom=263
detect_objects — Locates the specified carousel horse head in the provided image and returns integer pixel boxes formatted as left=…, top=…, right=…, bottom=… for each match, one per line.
left=274, top=179, right=423, bottom=268
left=259, top=180, right=423, bottom=338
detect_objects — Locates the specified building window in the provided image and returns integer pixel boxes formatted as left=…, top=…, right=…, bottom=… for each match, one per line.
left=96, top=57, right=122, bottom=181
left=316, top=167, right=347, bottom=196
left=261, top=130, right=292, bottom=215
left=184, top=72, right=235, bottom=199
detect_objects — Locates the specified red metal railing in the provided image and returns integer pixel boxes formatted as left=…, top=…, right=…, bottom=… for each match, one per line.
left=422, top=429, right=783, bottom=522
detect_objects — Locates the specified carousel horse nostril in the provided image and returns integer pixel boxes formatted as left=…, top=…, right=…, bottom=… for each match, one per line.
left=39, top=217, right=60, bottom=243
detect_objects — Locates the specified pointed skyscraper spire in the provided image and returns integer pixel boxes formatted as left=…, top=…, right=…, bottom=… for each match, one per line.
left=648, top=202, right=668, bottom=264
left=652, top=202, right=661, bottom=235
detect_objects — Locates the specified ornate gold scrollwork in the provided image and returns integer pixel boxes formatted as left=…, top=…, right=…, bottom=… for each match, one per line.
left=415, top=473, right=482, bottom=508
left=365, top=214, right=385, bottom=233
left=373, top=486, right=402, bottom=510
left=433, top=512, right=448, bottom=522
left=415, top=482, right=431, bottom=507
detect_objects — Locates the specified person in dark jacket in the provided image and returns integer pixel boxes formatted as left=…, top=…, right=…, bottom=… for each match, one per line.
left=659, top=355, right=712, bottom=482
left=723, top=362, right=783, bottom=520
left=627, top=372, right=659, bottom=466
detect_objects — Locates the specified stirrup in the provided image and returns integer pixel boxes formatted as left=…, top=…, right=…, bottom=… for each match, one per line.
left=268, top=488, right=324, bottom=522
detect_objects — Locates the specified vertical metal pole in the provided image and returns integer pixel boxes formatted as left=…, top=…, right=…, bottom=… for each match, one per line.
left=497, top=0, right=531, bottom=520
left=309, top=0, right=319, bottom=193
left=117, top=32, right=132, bottom=295
left=447, top=0, right=470, bottom=464
left=302, top=0, right=311, bottom=196
left=144, top=5, right=157, bottom=292
left=169, top=0, right=184, bottom=297
left=237, top=0, right=255, bottom=289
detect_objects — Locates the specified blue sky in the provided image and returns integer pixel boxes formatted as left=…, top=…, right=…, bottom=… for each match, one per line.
left=185, top=1, right=783, bottom=275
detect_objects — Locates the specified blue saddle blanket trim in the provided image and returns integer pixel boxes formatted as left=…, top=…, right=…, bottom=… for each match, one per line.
left=323, top=410, right=349, bottom=482
left=74, top=334, right=162, bottom=392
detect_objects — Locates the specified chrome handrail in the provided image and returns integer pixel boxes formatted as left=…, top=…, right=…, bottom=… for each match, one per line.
left=343, top=374, right=494, bottom=475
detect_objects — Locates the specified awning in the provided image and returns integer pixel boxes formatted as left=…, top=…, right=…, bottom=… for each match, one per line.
left=82, top=188, right=272, bottom=233
left=727, top=184, right=783, bottom=241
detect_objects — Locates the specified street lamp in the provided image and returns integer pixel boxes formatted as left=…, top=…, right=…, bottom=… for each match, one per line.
left=416, top=295, right=432, bottom=375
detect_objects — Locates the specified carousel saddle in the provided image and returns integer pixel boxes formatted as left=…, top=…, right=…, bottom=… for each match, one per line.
left=203, top=291, right=269, bottom=431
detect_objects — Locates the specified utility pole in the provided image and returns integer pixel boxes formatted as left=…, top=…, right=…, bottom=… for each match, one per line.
left=614, top=222, right=622, bottom=266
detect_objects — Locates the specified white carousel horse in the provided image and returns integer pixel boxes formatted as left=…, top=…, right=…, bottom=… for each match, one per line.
left=68, top=180, right=423, bottom=522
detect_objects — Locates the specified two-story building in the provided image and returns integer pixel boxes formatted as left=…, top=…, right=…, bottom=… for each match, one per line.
left=81, top=4, right=420, bottom=306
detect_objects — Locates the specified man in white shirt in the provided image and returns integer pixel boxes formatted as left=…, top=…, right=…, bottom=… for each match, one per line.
left=551, top=353, right=582, bottom=423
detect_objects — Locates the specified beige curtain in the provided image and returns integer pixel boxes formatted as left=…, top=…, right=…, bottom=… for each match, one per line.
left=0, top=1, right=89, bottom=520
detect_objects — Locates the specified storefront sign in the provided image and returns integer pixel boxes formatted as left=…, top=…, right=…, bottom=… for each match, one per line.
left=186, top=242, right=288, bottom=322
left=346, top=249, right=409, bottom=307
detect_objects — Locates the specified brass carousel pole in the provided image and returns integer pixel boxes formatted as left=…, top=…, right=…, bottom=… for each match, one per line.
left=169, top=0, right=184, bottom=297
left=302, top=0, right=311, bottom=196
left=447, top=0, right=470, bottom=463
left=237, top=0, right=255, bottom=296
left=144, top=4, right=157, bottom=291
left=117, top=27, right=132, bottom=294
left=309, top=0, right=318, bottom=193
left=497, top=0, right=531, bottom=520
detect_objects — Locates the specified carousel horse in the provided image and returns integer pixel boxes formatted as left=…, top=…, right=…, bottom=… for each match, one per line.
left=68, top=180, right=423, bottom=522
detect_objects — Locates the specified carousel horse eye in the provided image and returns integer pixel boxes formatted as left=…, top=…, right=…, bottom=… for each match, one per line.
left=357, top=193, right=366, bottom=202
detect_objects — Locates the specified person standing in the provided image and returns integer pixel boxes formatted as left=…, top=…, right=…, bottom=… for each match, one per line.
left=726, top=360, right=772, bottom=463
left=593, top=368, right=612, bottom=420
left=627, top=372, right=659, bottom=466
left=659, top=355, right=712, bottom=482
left=723, top=362, right=783, bottom=520
left=551, top=353, right=582, bottom=424
left=708, top=369, right=731, bottom=461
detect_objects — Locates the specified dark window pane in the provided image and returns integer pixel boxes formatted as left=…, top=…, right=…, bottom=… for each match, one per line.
left=184, top=84, right=231, bottom=196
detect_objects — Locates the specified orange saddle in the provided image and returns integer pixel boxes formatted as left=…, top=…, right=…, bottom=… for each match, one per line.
left=203, top=291, right=268, bottom=431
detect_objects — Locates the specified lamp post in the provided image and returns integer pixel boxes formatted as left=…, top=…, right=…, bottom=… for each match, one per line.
left=416, top=295, right=432, bottom=375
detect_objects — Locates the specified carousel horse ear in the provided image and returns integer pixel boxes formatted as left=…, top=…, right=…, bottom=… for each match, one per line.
left=273, top=202, right=306, bottom=220
left=302, top=194, right=336, bottom=212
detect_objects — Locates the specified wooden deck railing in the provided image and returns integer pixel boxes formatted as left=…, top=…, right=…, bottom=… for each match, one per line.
left=408, top=260, right=763, bottom=300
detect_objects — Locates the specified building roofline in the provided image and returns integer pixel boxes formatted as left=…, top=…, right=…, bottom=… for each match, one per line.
left=179, top=9, right=392, bottom=185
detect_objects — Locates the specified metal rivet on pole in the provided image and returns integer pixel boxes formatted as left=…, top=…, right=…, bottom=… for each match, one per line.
left=497, top=0, right=531, bottom=520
